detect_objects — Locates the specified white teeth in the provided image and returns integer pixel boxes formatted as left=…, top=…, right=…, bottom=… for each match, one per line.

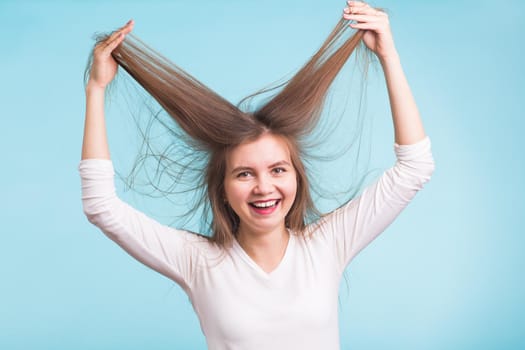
left=252, top=200, right=277, bottom=208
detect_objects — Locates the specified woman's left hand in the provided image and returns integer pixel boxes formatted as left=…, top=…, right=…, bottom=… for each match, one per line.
left=343, top=0, right=397, bottom=60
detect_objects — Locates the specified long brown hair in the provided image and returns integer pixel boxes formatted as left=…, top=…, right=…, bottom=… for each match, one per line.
left=85, top=18, right=372, bottom=249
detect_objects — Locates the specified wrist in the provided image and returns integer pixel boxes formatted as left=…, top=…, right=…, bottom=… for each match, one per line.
left=85, top=80, right=107, bottom=94
left=378, top=50, right=400, bottom=65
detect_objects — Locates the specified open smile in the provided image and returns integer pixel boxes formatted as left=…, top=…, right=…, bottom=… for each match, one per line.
left=249, top=199, right=281, bottom=215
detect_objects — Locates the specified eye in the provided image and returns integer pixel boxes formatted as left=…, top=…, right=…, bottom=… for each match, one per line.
left=272, top=167, right=286, bottom=174
left=237, top=171, right=252, bottom=178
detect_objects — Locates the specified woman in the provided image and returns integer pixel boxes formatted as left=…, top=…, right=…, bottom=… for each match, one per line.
left=79, top=1, right=435, bottom=349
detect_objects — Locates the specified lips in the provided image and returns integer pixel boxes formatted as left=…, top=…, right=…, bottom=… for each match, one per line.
left=249, top=199, right=281, bottom=215
left=250, top=199, right=278, bottom=208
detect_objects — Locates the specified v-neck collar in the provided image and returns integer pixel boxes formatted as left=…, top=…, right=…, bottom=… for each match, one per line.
left=232, top=232, right=295, bottom=280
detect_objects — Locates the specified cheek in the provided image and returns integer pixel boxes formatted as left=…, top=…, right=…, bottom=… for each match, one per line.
left=284, top=176, right=298, bottom=199
left=224, top=181, right=247, bottom=204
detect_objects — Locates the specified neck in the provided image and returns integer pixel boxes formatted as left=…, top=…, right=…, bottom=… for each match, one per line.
left=236, top=225, right=290, bottom=260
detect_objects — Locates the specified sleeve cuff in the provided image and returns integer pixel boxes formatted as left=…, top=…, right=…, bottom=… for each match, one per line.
left=78, top=158, right=115, bottom=176
left=394, top=136, right=431, bottom=161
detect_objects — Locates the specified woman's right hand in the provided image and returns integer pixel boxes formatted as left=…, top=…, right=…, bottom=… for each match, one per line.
left=87, top=20, right=134, bottom=90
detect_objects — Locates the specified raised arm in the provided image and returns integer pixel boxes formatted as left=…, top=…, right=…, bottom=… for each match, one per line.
left=310, top=2, right=435, bottom=272
left=343, top=0, right=426, bottom=145
left=79, top=21, right=218, bottom=292
left=81, top=20, right=134, bottom=160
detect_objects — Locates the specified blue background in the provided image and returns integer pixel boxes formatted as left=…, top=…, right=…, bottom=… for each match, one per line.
left=1, top=0, right=523, bottom=349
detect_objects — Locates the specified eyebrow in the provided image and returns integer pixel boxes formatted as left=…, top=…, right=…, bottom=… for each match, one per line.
left=230, top=160, right=292, bottom=175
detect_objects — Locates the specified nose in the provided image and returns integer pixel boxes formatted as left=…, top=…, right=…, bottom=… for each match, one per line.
left=253, top=175, right=274, bottom=195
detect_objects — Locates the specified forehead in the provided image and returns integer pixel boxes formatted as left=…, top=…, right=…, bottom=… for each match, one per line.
left=226, top=134, right=291, bottom=168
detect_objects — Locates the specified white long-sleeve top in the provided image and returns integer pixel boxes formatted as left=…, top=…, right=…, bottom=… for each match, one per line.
left=79, top=136, right=435, bottom=350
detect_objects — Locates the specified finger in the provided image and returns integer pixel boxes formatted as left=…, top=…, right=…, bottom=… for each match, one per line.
left=345, top=5, right=380, bottom=15
left=97, top=30, right=128, bottom=57
left=349, top=22, right=379, bottom=30
left=346, top=1, right=369, bottom=11
left=343, top=14, right=381, bottom=22
left=344, top=5, right=366, bottom=14
left=104, top=33, right=130, bottom=58
left=103, top=30, right=124, bottom=46
left=119, top=19, right=134, bottom=34
left=107, top=32, right=126, bottom=51
left=343, top=7, right=364, bottom=15
left=99, top=33, right=123, bottom=53
left=347, top=1, right=368, bottom=7
left=103, top=20, right=134, bottom=48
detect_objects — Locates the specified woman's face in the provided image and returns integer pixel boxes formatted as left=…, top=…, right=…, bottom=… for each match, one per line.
left=224, top=133, right=297, bottom=237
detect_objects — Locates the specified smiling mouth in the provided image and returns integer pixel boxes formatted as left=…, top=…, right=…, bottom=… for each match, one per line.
left=249, top=199, right=280, bottom=208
